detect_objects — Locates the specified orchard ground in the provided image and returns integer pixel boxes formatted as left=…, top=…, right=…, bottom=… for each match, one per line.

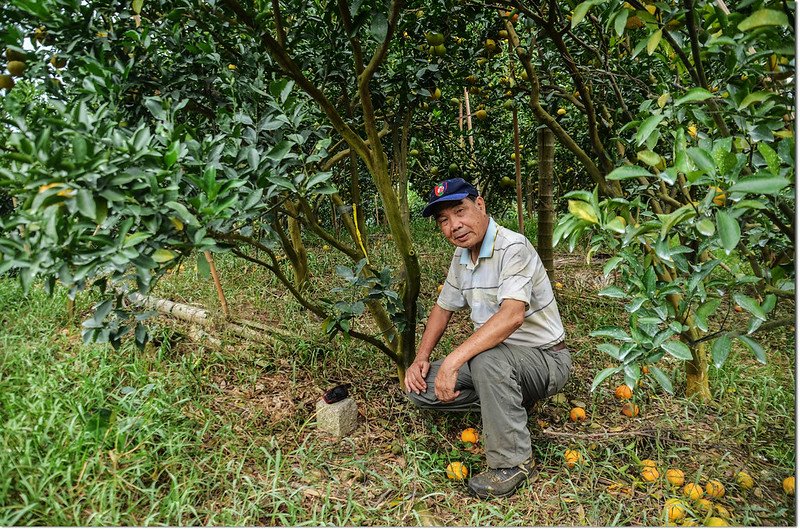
left=0, top=217, right=795, bottom=526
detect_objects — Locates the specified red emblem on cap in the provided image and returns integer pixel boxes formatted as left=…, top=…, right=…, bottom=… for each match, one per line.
left=434, top=182, right=447, bottom=197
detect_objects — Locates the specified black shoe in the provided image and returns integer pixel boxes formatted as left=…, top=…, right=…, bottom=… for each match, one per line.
left=467, top=458, right=534, bottom=499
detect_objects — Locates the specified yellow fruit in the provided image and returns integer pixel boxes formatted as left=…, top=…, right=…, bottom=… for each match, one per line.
left=437, top=284, right=444, bottom=294
left=322, top=244, right=330, bottom=251
left=681, top=520, right=699, bottom=526
left=642, top=365, right=650, bottom=374
left=665, top=499, right=687, bottom=522
left=642, top=466, right=660, bottom=482
left=433, top=44, right=446, bottom=57
left=783, top=476, right=795, bottom=495
left=569, top=407, right=587, bottom=422
left=641, top=459, right=658, bottom=468
left=466, top=74, right=478, bottom=85
left=705, top=517, right=727, bottom=526
left=446, top=461, right=469, bottom=479
left=498, top=29, right=509, bottom=39
left=557, top=107, right=567, bottom=116
left=7, top=60, right=26, bottom=77
left=714, top=505, right=731, bottom=520
left=554, top=282, right=564, bottom=290
left=474, top=109, right=488, bottom=121
left=711, top=186, right=726, bottom=206
left=50, top=55, right=67, bottom=68
left=431, top=87, right=441, bottom=100
left=460, top=427, right=479, bottom=444
left=96, top=31, right=108, bottom=38
left=564, top=449, right=582, bottom=469
left=0, top=74, right=14, bottom=90
left=615, top=385, right=633, bottom=400
left=227, top=63, right=237, bottom=70
left=683, top=483, right=704, bottom=500
left=695, top=498, right=713, bottom=513
left=735, top=471, right=754, bottom=490
left=688, top=124, right=698, bottom=138
left=621, top=402, right=639, bottom=417
left=667, top=469, right=686, bottom=487
left=705, top=480, right=725, bottom=499
left=484, top=39, right=497, bottom=52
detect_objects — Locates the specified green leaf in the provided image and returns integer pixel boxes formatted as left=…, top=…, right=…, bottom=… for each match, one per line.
left=737, top=9, right=789, bottom=31
left=603, top=256, right=624, bottom=277
left=164, top=141, right=179, bottom=168
left=646, top=28, right=662, bottom=55
left=648, top=365, right=673, bottom=395
left=572, top=0, right=600, bottom=28
left=152, top=249, right=177, bottom=263
left=196, top=252, right=211, bottom=279
left=737, top=335, right=766, bottom=364
left=733, top=293, right=767, bottom=321
left=590, top=327, right=632, bottom=342
left=660, top=204, right=696, bottom=240
left=606, top=165, right=652, bottom=180
left=132, top=0, right=144, bottom=14
left=369, top=13, right=388, bottom=41
left=614, top=9, right=629, bottom=36
left=711, top=335, right=732, bottom=368
left=695, top=218, right=715, bottom=237
left=598, top=286, right=627, bottom=298
left=567, top=200, right=599, bottom=224
left=266, top=140, right=292, bottom=162
left=715, top=211, right=740, bottom=254
left=687, top=147, right=716, bottom=175
left=591, top=366, right=621, bottom=392
left=728, top=174, right=789, bottom=195
left=165, top=201, right=200, bottom=226
left=661, top=340, right=693, bottom=360
left=76, top=189, right=96, bottom=220
left=674, top=88, right=713, bottom=106
left=737, top=91, right=774, bottom=110
left=636, top=114, right=663, bottom=147
left=757, top=143, right=781, bottom=175
left=636, top=149, right=661, bottom=166
left=597, top=343, right=623, bottom=360
left=123, top=231, right=152, bottom=248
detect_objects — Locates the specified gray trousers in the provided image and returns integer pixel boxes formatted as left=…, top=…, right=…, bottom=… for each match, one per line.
left=406, top=343, right=571, bottom=469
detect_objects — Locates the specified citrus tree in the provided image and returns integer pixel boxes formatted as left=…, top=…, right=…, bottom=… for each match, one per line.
left=501, top=0, right=794, bottom=399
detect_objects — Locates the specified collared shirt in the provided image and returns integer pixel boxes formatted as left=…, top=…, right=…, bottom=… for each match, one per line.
left=436, top=217, right=565, bottom=349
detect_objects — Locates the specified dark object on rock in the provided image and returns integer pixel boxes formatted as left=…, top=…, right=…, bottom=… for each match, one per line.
left=322, top=383, right=351, bottom=404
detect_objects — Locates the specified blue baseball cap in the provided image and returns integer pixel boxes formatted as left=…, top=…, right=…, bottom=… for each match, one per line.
left=422, top=178, right=479, bottom=217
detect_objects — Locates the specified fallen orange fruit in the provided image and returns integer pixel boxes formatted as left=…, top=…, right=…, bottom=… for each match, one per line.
left=614, top=384, right=633, bottom=400
left=446, top=461, right=469, bottom=480
left=460, top=427, right=479, bottom=444
left=569, top=407, right=587, bottom=422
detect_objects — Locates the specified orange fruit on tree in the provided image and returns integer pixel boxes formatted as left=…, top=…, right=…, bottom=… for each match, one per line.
left=711, top=186, right=726, bottom=206
left=564, top=449, right=582, bottom=469
left=569, top=407, right=587, bottom=422
left=683, top=483, right=704, bottom=500
left=614, top=384, right=633, bottom=400
left=705, top=479, right=725, bottom=499
left=446, top=461, right=469, bottom=480
left=642, top=466, right=660, bottom=482
left=621, top=402, right=639, bottom=417
left=664, top=498, right=686, bottom=522
left=783, top=476, right=795, bottom=495
left=460, top=427, right=479, bottom=444
left=667, top=469, right=685, bottom=487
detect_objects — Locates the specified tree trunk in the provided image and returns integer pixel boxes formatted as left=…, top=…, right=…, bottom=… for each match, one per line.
left=685, top=324, right=713, bottom=401
left=526, top=165, right=535, bottom=217
left=284, top=201, right=308, bottom=287
left=537, top=127, right=555, bottom=278
left=397, top=110, right=412, bottom=224
left=349, top=151, right=367, bottom=253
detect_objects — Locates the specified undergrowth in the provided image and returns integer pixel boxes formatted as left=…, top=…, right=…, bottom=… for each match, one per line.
left=0, top=219, right=795, bottom=526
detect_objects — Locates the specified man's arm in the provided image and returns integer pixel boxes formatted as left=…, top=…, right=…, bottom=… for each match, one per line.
left=434, top=299, right=526, bottom=402
left=405, top=304, right=453, bottom=394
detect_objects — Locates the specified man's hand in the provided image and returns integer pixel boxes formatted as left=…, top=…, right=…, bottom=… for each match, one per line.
left=434, top=360, right=461, bottom=402
left=404, top=357, right=430, bottom=394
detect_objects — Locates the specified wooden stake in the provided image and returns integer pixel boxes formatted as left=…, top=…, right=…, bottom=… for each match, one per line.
left=463, top=88, right=474, bottom=155
left=204, top=251, right=230, bottom=318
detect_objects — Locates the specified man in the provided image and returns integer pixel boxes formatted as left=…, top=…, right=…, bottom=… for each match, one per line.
left=406, top=177, right=571, bottom=499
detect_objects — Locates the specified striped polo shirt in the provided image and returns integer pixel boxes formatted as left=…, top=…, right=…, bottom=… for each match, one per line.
left=436, top=217, right=565, bottom=349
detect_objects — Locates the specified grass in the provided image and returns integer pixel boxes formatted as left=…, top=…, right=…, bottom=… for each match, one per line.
left=0, top=219, right=795, bottom=525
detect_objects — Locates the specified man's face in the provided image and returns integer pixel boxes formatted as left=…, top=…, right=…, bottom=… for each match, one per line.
left=434, top=197, right=489, bottom=250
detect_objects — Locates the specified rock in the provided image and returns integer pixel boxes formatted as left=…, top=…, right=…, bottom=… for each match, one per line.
left=316, top=397, right=358, bottom=438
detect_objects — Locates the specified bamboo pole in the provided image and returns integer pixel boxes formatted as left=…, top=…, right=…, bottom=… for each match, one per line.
left=204, top=251, right=230, bottom=318
left=509, top=37, right=524, bottom=233
left=463, top=88, right=474, bottom=155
